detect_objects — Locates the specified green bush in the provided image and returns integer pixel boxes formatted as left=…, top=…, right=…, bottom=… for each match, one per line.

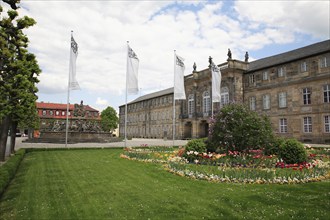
left=183, top=138, right=207, bottom=162
left=279, top=139, right=307, bottom=164
left=208, top=103, right=274, bottom=153
left=0, top=149, right=26, bottom=196
left=264, top=137, right=285, bottom=156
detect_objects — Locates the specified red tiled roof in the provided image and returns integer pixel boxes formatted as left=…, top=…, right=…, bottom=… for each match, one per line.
left=36, top=102, right=99, bottom=112
left=85, top=105, right=99, bottom=112
left=36, top=102, right=75, bottom=110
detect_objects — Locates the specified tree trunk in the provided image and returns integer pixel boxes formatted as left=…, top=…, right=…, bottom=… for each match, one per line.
left=0, top=116, right=11, bottom=162
left=10, top=121, right=18, bottom=154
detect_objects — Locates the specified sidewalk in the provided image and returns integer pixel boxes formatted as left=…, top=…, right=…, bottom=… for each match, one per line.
left=15, top=137, right=188, bottom=149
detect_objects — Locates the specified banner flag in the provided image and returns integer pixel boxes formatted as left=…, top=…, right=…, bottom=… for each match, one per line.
left=174, top=54, right=186, bottom=100
left=69, top=35, right=80, bottom=90
left=211, top=63, right=221, bottom=102
left=126, top=46, right=139, bottom=94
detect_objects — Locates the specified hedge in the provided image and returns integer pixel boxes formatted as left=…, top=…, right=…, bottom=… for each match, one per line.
left=0, top=149, right=26, bottom=196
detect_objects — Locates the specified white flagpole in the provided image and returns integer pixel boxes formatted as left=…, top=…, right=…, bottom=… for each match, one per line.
left=172, top=50, right=176, bottom=147
left=125, top=41, right=129, bottom=148
left=65, top=83, right=70, bottom=147
left=65, top=31, right=73, bottom=148
left=211, top=64, right=213, bottom=117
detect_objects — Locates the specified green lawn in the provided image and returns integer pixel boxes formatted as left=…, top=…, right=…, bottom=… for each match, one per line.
left=0, top=148, right=329, bottom=220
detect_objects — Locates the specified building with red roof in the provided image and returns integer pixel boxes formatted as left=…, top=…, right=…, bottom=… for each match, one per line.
left=36, top=101, right=100, bottom=132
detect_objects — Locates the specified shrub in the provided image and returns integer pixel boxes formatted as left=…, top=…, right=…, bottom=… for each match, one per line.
left=208, top=103, right=274, bottom=153
left=279, top=139, right=307, bottom=164
left=0, top=149, right=26, bottom=196
left=183, top=138, right=207, bottom=162
left=264, top=137, right=285, bottom=156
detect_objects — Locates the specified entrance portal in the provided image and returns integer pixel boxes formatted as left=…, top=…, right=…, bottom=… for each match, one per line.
left=184, top=122, right=192, bottom=139
left=199, top=121, right=209, bottom=138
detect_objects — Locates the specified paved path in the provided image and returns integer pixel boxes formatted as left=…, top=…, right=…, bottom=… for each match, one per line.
left=14, top=137, right=330, bottom=150
left=15, top=137, right=188, bottom=149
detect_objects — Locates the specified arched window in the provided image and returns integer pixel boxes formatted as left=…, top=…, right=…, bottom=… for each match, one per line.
left=203, top=91, right=211, bottom=113
left=221, top=87, right=229, bottom=107
left=188, top=94, right=195, bottom=116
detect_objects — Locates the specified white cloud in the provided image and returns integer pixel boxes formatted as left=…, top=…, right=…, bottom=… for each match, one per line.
left=2, top=0, right=327, bottom=110
left=234, top=1, right=330, bottom=39
left=96, top=97, right=109, bottom=106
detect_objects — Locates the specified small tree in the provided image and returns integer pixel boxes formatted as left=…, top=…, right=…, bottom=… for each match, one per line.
left=100, top=106, right=118, bottom=133
left=208, top=103, right=274, bottom=153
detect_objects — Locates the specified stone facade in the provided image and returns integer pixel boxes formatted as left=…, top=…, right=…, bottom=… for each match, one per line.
left=119, top=40, right=330, bottom=144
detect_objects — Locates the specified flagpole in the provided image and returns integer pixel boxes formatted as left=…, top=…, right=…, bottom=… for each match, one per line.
left=211, top=64, right=214, bottom=118
left=65, top=31, right=73, bottom=148
left=125, top=41, right=129, bottom=148
left=172, top=50, right=176, bottom=147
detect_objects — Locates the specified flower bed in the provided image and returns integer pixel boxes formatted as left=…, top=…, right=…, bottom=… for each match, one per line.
left=121, top=145, right=330, bottom=184
left=120, top=146, right=178, bottom=164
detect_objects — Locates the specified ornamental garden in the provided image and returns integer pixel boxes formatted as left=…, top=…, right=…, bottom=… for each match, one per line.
left=121, top=104, right=330, bottom=184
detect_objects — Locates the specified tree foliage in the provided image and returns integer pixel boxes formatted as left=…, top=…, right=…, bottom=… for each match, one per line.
left=100, top=106, right=118, bottom=133
left=0, top=1, right=40, bottom=160
left=208, top=103, right=274, bottom=153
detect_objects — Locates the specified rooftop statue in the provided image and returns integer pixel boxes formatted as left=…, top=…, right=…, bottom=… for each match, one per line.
left=245, top=51, right=249, bottom=62
left=227, top=49, right=232, bottom=60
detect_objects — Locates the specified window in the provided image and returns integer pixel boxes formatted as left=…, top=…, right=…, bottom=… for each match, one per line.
left=202, top=91, right=211, bottom=113
left=61, top=111, right=65, bottom=116
left=49, top=110, right=53, bottom=116
left=303, top=117, right=312, bottom=133
left=279, top=118, right=288, bottom=133
left=324, top=85, right=330, bottom=103
left=325, top=115, right=330, bottom=133
left=278, top=92, right=287, bottom=108
left=42, top=110, right=46, bottom=116
left=300, top=61, right=308, bottom=72
left=262, top=71, right=269, bottom=80
left=188, top=94, right=195, bottom=115
left=56, top=111, right=59, bottom=116
left=303, top=88, right=311, bottom=105
left=220, top=87, right=229, bottom=107
left=249, top=96, right=256, bottom=111
left=278, top=67, right=285, bottom=77
left=320, top=57, right=328, bottom=68
left=249, top=74, right=255, bottom=84
left=263, top=94, right=270, bottom=110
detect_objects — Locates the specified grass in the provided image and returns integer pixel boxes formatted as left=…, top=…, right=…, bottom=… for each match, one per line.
left=0, top=148, right=329, bottom=220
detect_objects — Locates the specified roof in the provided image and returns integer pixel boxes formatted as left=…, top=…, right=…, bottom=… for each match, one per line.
left=120, top=87, right=174, bottom=107
left=36, top=102, right=99, bottom=112
left=248, top=40, right=330, bottom=72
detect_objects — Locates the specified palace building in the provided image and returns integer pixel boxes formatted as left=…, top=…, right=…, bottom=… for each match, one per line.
left=119, top=40, right=330, bottom=144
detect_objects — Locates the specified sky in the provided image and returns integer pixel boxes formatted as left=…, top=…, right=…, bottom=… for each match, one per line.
left=1, top=0, right=329, bottom=112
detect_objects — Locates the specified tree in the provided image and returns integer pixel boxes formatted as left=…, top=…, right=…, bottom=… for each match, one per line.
left=100, top=107, right=118, bottom=133
left=208, top=103, right=274, bottom=153
left=0, top=1, right=40, bottom=160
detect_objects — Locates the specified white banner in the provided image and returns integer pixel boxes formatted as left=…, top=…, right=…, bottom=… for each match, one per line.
left=69, top=35, right=80, bottom=90
left=126, top=46, right=139, bottom=95
left=211, top=63, right=221, bottom=102
left=174, top=54, right=186, bottom=100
